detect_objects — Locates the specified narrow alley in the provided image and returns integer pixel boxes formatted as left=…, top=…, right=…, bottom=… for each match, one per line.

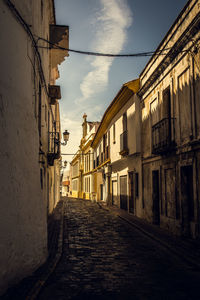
left=35, top=198, right=200, bottom=300
left=1, top=1, right=200, bottom=299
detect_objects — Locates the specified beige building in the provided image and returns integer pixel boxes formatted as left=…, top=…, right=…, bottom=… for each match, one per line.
left=0, top=0, right=68, bottom=294
left=71, top=114, right=99, bottom=199
left=91, top=80, right=141, bottom=209
left=139, top=0, right=200, bottom=237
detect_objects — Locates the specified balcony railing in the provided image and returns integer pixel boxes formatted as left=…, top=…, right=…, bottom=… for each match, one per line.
left=47, top=131, right=60, bottom=165
left=152, top=117, right=175, bottom=154
left=119, top=130, right=129, bottom=156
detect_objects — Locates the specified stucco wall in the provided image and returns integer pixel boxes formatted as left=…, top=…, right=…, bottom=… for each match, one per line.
left=140, top=0, right=200, bottom=237
left=0, top=1, right=48, bottom=294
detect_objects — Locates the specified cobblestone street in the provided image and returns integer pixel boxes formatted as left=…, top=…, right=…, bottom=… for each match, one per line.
left=38, top=198, right=200, bottom=300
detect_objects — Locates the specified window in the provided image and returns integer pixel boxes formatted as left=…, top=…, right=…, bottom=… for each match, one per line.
left=88, top=153, right=90, bottom=171
left=103, top=134, right=106, bottom=154
left=41, top=0, right=44, bottom=20
left=40, top=169, right=43, bottom=189
left=113, top=123, right=116, bottom=144
left=85, top=155, right=88, bottom=172
left=84, top=156, right=86, bottom=172
left=84, top=177, right=90, bottom=193
left=72, top=179, right=78, bottom=191
left=162, top=87, right=171, bottom=119
left=72, top=162, right=78, bottom=177
left=99, top=144, right=102, bottom=163
left=123, top=112, right=127, bottom=132
left=178, top=69, right=192, bottom=142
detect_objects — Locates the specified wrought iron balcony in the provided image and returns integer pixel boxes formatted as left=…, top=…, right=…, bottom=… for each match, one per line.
left=47, top=131, right=60, bottom=165
left=119, top=130, right=129, bottom=156
left=152, top=117, right=175, bottom=154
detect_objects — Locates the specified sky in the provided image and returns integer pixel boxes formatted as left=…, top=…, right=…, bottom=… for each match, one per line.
left=54, top=0, right=188, bottom=164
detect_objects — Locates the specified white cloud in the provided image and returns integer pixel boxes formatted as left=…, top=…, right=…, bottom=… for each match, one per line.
left=77, top=0, right=132, bottom=104
left=60, top=0, right=132, bottom=161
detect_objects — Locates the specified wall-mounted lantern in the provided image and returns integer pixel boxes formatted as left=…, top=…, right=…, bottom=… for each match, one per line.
left=62, top=130, right=70, bottom=145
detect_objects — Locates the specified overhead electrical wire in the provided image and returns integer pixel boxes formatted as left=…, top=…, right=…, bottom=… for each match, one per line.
left=37, top=36, right=175, bottom=58
left=4, top=0, right=188, bottom=64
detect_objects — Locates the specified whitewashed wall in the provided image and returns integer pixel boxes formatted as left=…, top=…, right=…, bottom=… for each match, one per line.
left=0, top=0, right=54, bottom=294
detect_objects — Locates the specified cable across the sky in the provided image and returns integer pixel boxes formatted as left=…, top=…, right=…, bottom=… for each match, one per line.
left=37, top=36, right=177, bottom=58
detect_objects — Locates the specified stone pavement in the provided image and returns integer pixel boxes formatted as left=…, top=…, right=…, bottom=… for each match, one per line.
left=37, top=198, right=200, bottom=300
left=101, top=203, right=200, bottom=269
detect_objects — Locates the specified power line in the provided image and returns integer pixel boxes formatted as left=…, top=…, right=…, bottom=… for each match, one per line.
left=37, top=36, right=179, bottom=58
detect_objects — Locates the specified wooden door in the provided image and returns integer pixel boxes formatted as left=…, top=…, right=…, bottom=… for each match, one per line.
left=120, top=175, right=128, bottom=210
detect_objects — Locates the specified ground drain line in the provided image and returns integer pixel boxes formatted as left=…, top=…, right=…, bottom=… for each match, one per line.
left=118, top=215, right=200, bottom=270
left=25, top=201, right=65, bottom=300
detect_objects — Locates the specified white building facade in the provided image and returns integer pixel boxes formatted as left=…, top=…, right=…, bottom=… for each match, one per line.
left=0, top=0, right=69, bottom=294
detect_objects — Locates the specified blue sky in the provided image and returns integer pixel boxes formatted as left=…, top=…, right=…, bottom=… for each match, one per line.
left=55, top=0, right=187, bottom=162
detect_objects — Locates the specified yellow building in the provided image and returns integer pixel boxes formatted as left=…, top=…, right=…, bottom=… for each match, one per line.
left=71, top=114, right=100, bottom=200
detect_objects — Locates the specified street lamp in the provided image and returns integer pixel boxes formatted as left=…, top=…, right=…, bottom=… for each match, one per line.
left=61, top=130, right=70, bottom=146
left=60, top=160, right=68, bottom=170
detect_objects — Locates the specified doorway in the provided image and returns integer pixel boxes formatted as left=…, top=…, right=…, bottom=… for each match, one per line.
left=112, top=180, right=117, bottom=206
left=100, top=184, right=103, bottom=201
left=152, top=170, right=160, bottom=225
left=120, top=175, right=128, bottom=210
left=129, top=172, right=134, bottom=213
left=181, top=165, right=194, bottom=236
